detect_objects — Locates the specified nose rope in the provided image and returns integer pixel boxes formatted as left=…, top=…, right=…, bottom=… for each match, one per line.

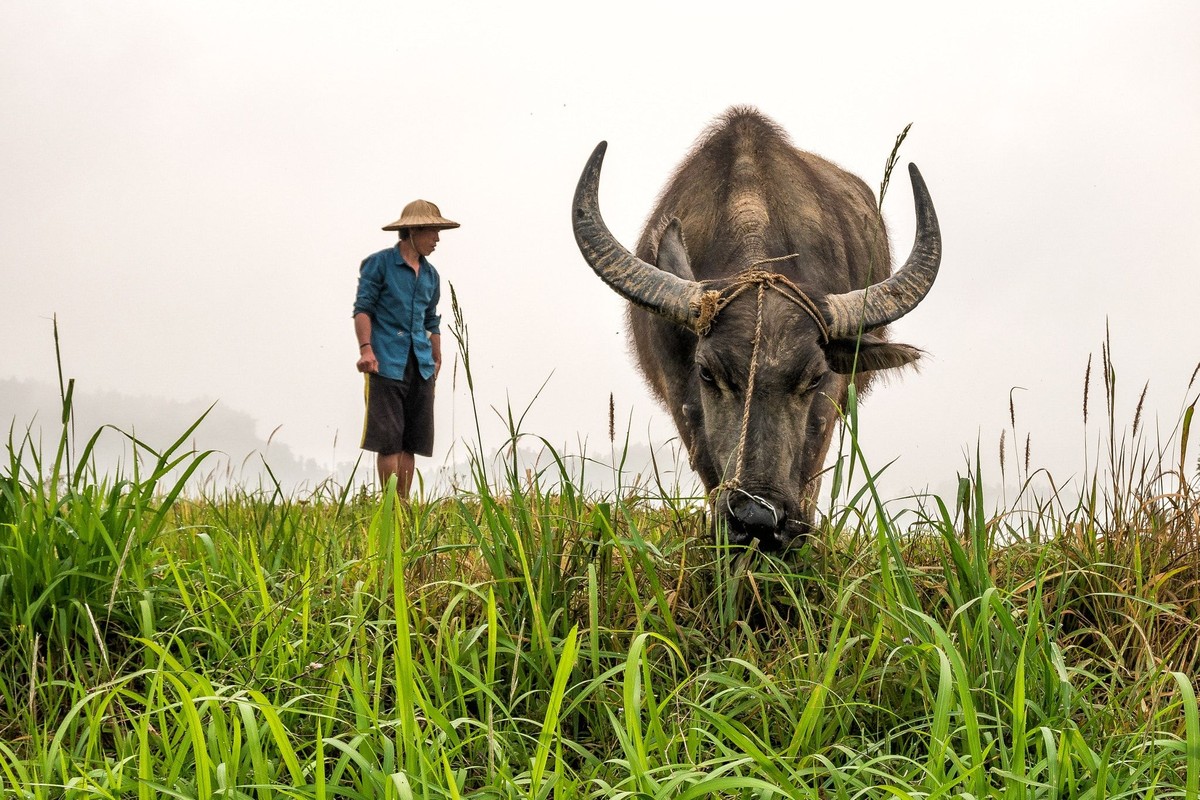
left=727, top=279, right=766, bottom=492
left=700, top=255, right=827, bottom=520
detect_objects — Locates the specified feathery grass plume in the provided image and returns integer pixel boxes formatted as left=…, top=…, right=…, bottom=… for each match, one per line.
left=1007, top=386, right=1026, bottom=487
left=449, top=282, right=473, bottom=392
left=1083, top=353, right=1093, bottom=424
left=1132, top=381, right=1148, bottom=440
left=448, top=281, right=485, bottom=478
left=1025, top=433, right=1031, bottom=474
left=1189, top=361, right=1200, bottom=392
left=877, top=123, right=913, bottom=213
left=999, top=428, right=1007, bottom=482
left=1102, top=321, right=1115, bottom=416
left=608, top=392, right=615, bottom=444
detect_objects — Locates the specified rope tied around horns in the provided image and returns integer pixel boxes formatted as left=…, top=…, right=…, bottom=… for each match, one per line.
left=691, top=254, right=831, bottom=510
left=693, top=255, right=830, bottom=342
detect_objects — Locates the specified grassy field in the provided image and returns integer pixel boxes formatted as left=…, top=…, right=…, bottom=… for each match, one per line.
left=1, top=332, right=1198, bottom=798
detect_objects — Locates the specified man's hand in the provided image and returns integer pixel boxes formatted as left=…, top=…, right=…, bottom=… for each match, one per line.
left=354, top=314, right=378, bottom=373
left=357, top=345, right=379, bottom=374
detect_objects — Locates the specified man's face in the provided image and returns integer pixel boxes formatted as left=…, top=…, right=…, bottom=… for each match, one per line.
left=410, top=227, right=440, bottom=257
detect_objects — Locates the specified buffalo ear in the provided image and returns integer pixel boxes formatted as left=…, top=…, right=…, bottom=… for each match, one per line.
left=824, top=336, right=923, bottom=374
left=655, top=219, right=696, bottom=281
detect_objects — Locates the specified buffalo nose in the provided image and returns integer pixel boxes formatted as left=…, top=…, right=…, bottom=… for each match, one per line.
left=726, top=492, right=786, bottom=549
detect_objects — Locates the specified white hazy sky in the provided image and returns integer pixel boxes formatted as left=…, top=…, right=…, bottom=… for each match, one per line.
left=2, top=2, right=1198, bottom=498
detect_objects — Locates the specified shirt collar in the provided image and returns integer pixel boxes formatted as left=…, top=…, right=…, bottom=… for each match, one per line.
left=389, top=245, right=430, bottom=273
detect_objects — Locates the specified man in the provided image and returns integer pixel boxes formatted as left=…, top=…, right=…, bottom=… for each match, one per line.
left=353, top=199, right=459, bottom=497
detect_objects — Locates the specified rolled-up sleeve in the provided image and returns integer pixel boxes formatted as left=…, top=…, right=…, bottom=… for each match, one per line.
left=425, top=275, right=441, bottom=334
left=353, top=256, right=382, bottom=317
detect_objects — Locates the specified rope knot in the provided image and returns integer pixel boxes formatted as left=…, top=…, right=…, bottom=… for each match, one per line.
left=692, top=290, right=723, bottom=336
left=740, top=267, right=778, bottom=284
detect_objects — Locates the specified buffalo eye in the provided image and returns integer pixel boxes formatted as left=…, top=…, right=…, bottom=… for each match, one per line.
left=804, top=373, right=825, bottom=394
left=698, top=365, right=716, bottom=385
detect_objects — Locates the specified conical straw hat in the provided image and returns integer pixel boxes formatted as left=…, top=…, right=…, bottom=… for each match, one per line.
left=382, top=199, right=460, bottom=231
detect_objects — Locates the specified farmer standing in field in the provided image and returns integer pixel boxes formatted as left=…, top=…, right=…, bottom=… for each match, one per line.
left=353, top=199, right=459, bottom=497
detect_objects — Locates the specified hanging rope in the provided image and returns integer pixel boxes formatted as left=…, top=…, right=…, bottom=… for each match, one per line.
left=694, top=255, right=829, bottom=507
left=727, top=279, right=766, bottom=492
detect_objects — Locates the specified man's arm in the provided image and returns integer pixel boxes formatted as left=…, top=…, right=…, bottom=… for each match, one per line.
left=353, top=255, right=383, bottom=375
left=426, top=273, right=442, bottom=379
left=355, top=313, right=378, bottom=373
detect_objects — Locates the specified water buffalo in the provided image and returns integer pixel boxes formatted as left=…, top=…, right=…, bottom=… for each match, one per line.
left=572, top=107, right=941, bottom=551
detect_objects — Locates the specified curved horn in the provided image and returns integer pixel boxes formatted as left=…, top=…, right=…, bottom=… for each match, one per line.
left=573, top=142, right=705, bottom=331
left=823, top=163, right=942, bottom=337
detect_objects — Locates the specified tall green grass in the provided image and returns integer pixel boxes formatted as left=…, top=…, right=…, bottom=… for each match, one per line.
left=0, top=317, right=1197, bottom=798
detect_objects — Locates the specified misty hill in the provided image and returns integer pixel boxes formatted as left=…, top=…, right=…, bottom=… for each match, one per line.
left=1, top=378, right=701, bottom=499
left=1, top=378, right=342, bottom=494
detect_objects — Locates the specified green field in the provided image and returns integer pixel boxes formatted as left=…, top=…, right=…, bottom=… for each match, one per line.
left=1, top=334, right=1198, bottom=799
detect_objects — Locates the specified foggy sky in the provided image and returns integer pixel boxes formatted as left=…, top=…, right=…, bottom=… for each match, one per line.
left=2, top=2, right=1197, bottom=500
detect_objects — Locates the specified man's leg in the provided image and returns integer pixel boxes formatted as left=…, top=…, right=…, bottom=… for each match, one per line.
left=377, top=451, right=415, bottom=499
left=378, top=452, right=400, bottom=492
left=397, top=452, right=415, bottom=498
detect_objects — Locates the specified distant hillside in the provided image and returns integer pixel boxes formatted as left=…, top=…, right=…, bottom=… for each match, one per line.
left=2, top=378, right=700, bottom=499
left=1, top=378, right=346, bottom=494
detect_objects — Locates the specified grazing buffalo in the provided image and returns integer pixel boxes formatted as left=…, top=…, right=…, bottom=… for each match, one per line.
left=572, top=107, right=941, bottom=551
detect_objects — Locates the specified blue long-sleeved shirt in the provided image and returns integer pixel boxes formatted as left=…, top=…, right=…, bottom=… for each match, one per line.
left=353, top=246, right=441, bottom=381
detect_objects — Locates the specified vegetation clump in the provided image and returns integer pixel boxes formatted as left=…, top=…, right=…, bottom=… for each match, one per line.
left=0, top=343, right=1197, bottom=798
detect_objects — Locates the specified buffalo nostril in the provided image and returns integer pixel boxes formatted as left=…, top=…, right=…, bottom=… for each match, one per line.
left=731, top=504, right=775, bottom=535
left=726, top=494, right=787, bottom=545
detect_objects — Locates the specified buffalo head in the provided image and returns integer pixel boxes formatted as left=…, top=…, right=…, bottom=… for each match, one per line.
left=571, top=114, right=941, bottom=551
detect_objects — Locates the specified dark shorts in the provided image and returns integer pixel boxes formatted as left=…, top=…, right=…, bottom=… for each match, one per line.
left=361, top=356, right=435, bottom=457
